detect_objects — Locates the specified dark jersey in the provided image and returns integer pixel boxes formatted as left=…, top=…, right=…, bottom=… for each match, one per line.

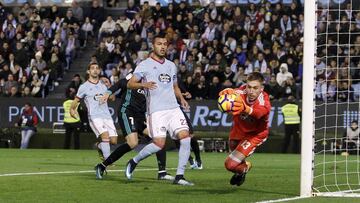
left=108, top=73, right=146, bottom=115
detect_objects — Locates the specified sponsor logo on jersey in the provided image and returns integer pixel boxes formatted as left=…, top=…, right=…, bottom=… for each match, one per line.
left=93, top=93, right=104, bottom=101
left=158, top=73, right=171, bottom=83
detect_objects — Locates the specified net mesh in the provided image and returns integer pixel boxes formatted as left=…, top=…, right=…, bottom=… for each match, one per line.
left=313, top=0, right=360, bottom=196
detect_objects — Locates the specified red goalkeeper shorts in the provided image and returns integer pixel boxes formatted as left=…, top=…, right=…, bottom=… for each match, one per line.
left=229, top=131, right=268, bottom=157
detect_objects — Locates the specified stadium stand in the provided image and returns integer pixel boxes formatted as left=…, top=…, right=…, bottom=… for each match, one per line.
left=0, top=0, right=103, bottom=98
left=4, top=0, right=357, bottom=102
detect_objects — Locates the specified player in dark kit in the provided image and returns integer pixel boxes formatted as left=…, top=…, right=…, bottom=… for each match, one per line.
left=94, top=72, right=174, bottom=181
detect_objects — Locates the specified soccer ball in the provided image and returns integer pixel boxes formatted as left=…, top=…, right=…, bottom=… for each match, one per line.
left=218, top=94, right=237, bottom=112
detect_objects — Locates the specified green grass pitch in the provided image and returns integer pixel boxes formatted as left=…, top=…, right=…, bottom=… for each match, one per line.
left=0, top=149, right=358, bottom=203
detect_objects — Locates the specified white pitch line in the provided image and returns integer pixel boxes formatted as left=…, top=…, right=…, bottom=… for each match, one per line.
left=256, top=196, right=311, bottom=203
left=0, top=168, right=177, bottom=177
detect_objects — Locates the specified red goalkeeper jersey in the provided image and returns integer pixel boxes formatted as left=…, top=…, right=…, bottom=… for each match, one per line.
left=230, top=85, right=271, bottom=140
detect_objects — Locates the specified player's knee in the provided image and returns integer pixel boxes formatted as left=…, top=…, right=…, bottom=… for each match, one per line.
left=177, top=130, right=190, bottom=140
left=127, top=139, right=138, bottom=149
left=100, top=132, right=110, bottom=141
left=110, top=137, right=117, bottom=145
left=126, top=133, right=139, bottom=149
left=224, top=157, right=240, bottom=172
left=153, top=139, right=165, bottom=149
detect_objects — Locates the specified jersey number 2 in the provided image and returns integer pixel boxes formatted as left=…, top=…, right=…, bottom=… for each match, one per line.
left=180, top=119, right=187, bottom=125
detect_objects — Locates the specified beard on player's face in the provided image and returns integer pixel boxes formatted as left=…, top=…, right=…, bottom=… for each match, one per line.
left=154, top=47, right=166, bottom=57
left=89, top=70, right=100, bottom=79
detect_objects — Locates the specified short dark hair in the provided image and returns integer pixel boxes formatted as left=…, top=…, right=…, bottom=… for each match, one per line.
left=153, top=33, right=167, bottom=43
left=247, top=72, right=264, bottom=83
left=87, top=62, right=99, bottom=70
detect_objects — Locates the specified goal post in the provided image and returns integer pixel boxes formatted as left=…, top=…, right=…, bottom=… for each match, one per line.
left=302, top=0, right=360, bottom=198
left=301, top=0, right=316, bottom=198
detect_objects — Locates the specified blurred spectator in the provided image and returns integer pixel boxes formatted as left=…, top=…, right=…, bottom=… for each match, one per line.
left=15, top=103, right=38, bottom=149
left=192, top=75, right=207, bottom=100
left=207, top=76, right=222, bottom=99
left=125, top=0, right=140, bottom=20
left=81, top=17, right=94, bottom=47
left=40, top=68, right=52, bottom=98
left=341, top=120, right=359, bottom=156
left=30, top=74, right=42, bottom=97
left=315, top=77, right=327, bottom=101
left=337, top=81, right=354, bottom=102
left=71, top=1, right=84, bottom=22
left=276, top=63, right=293, bottom=87
left=48, top=53, right=62, bottom=81
left=4, top=74, right=18, bottom=95
left=265, top=75, right=281, bottom=100
left=14, top=42, right=29, bottom=69
left=65, top=33, right=77, bottom=70
left=66, top=74, right=82, bottom=98
left=280, top=77, right=297, bottom=99
left=99, top=15, right=115, bottom=39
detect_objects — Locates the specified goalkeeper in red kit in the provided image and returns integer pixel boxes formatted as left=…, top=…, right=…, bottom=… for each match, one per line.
left=219, top=72, right=271, bottom=186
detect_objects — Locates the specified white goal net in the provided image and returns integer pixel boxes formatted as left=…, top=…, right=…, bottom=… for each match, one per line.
left=306, top=0, right=360, bottom=197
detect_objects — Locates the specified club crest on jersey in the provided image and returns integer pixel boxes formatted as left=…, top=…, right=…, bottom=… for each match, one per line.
left=158, top=73, right=171, bottom=83
left=93, top=93, right=104, bottom=101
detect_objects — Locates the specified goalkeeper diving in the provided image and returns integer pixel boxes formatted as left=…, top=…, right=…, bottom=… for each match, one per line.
left=219, top=72, right=271, bottom=186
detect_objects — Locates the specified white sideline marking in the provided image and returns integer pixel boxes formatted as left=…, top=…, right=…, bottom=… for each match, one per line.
left=0, top=168, right=177, bottom=177
left=256, top=196, right=311, bottom=203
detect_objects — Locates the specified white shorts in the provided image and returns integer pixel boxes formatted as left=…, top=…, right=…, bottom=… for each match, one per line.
left=88, top=117, right=118, bottom=138
left=147, top=108, right=189, bottom=140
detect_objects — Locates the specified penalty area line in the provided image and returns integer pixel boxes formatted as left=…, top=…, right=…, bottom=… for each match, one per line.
left=0, top=168, right=177, bottom=177
left=256, top=196, right=311, bottom=203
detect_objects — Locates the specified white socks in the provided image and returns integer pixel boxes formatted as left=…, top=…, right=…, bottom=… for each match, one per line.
left=177, top=137, right=191, bottom=176
left=133, top=143, right=162, bottom=163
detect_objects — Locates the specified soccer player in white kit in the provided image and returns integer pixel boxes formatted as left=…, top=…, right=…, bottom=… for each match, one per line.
left=70, top=63, right=118, bottom=160
left=125, top=35, right=193, bottom=186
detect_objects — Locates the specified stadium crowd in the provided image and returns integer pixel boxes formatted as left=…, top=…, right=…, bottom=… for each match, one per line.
left=315, top=3, right=360, bottom=102
left=2, top=0, right=358, bottom=101
left=91, top=0, right=305, bottom=101
left=0, top=0, right=104, bottom=98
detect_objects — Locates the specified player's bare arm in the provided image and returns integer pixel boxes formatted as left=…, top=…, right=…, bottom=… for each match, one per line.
left=127, top=76, right=157, bottom=90
left=70, top=97, right=80, bottom=119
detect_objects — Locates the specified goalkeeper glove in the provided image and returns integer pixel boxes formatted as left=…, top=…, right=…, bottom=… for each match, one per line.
left=232, top=95, right=252, bottom=116
left=219, top=88, right=236, bottom=96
